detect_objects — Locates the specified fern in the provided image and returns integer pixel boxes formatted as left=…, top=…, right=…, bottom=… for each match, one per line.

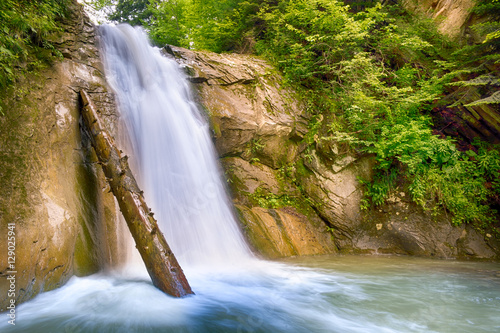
left=0, top=0, right=69, bottom=89
left=465, top=90, right=500, bottom=106
left=448, top=74, right=500, bottom=87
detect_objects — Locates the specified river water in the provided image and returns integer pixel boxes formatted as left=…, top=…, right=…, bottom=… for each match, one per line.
left=2, top=25, right=500, bottom=332
left=1, top=255, right=500, bottom=332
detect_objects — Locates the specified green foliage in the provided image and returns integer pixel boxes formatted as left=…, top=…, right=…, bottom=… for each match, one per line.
left=472, top=0, right=500, bottom=15
left=464, top=91, right=500, bottom=107
left=108, top=0, right=153, bottom=26
left=359, top=169, right=397, bottom=208
left=448, top=74, right=500, bottom=87
left=249, top=185, right=316, bottom=212
left=145, top=0, right=263, bottom=51
left=447, top=0, right=500, bottom=107
left=147, top=0, right=187, bottom=46
left=84, top=0, right=113, bottom=10
left=250, top=138, right=265, bottom=153
left=244, top=138, right=265, bottom=164
left=100, top=0, right=271, bottom=52
left=0, top=0, right=69, bottom=89
left=80, top=0, right=115, bottom=23
left=253, top=0, right=499, bottom=226
left=256, top=0, right=448, bottom=143
left=182, top=0, right=245, bottom=52
left=367, top=120, right=500, bottom=225
left=249, top=186, right=291, bottom=209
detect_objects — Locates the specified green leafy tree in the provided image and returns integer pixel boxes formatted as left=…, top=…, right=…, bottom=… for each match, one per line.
left=147, top=0, right=271, bottom=52
left=108, top=0, right=153, bottom=25
left=182, top=0, right=246, bottom=52
left=147, top=0, right=187, bottom=46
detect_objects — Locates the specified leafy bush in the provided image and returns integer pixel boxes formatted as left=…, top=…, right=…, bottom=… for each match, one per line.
left=368, top=121, right=499, bottom=225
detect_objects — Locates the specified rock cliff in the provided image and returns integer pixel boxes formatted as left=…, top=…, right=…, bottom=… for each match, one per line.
left=166, top=44, right=499, bottom=260
left=0, top=1, right=121, bottom=310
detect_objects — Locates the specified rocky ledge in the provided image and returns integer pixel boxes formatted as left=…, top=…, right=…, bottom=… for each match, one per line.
left=166, top=44, right=499, bottom=260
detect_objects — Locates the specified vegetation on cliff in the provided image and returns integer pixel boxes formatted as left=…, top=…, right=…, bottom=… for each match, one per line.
left=255, top=0, right=500, bottom=228
left=0, top=0, right=70, bottom=92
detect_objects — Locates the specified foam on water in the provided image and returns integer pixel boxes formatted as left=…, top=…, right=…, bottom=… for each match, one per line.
left=3, top=256, right=500, bottom=333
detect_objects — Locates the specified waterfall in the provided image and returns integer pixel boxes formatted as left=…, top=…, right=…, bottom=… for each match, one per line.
left=2, top=23, right=500, bottom=333
left=99, top=24, right=252, bottom=268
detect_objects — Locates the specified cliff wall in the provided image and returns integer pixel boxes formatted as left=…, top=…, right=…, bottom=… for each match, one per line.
left=0, top=1, right=121, bottom=310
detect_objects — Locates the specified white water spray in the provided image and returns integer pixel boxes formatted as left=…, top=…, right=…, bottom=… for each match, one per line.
left=99, top=24, right=252, bottom=268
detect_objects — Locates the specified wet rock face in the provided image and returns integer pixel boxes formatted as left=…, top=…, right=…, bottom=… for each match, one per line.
left=169, top=44, right=499, bottom=261
left=357, top=199, right=499, bottom=258
left=297, top=149, right=374, bottom=249
left=236, top=205, right=337, bottom=258
left=0, top=0, right=121, bottom=310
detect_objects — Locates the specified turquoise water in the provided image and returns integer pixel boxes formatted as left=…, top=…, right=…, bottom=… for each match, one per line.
left=2, top=255, right=499, bottom=333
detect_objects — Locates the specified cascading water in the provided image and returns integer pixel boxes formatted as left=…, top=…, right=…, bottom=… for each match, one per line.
left=2, top=24, right=500, bottom=333
left=99, top=24, right=252, bottom=268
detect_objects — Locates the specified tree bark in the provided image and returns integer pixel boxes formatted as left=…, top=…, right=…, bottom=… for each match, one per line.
left=79, top=89, right=193, bottom=297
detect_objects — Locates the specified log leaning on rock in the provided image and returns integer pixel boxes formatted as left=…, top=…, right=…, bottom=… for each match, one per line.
left=79, top=89, right=193, bottom=297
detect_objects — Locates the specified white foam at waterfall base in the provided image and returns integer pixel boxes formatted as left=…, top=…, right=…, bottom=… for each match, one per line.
left=3, top=255, right=500, bottom=333
left=99, top=24, right=253, bottom=270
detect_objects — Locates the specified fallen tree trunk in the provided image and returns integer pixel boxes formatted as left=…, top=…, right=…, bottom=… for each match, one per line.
left=79, top=89, right=193, bottom=297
